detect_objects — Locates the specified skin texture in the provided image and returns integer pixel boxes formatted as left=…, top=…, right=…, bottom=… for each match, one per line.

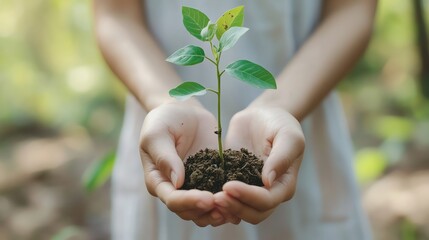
left=94, top=0, right=377, bottom=227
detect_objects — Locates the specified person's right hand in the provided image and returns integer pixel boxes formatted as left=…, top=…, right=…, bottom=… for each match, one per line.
left=140, top=102, right=227, bottom=226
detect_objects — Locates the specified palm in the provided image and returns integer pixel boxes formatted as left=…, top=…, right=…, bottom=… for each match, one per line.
left=174, top=108, right=218, bottom=159
left=225, top=109, right=275, bottom=161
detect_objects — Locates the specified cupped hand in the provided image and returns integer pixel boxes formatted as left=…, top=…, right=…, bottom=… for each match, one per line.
left=140, top=102, right=226, bottom=226
left=214, top=107, right=305, bottom=224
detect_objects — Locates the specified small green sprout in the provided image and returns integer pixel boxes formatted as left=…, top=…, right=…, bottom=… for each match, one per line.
left=166, top=6, right=277, bottom=169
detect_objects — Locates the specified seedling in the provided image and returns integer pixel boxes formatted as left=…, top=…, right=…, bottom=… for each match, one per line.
left=167, top=6, right=276, bottom=170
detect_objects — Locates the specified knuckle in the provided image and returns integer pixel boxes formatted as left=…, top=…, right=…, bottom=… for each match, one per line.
left=284, top=184, right=297, bottom=202
left=144, top=176, right=157, bottom=197
left=247, top=210, right=273, bottom=225
left=263, top=200, right=276, bottom=211
left=230, top=205, right=243, bottom=216
left=165, top=197, right=179, bottom=212
left=210, top=219, right=226, bottom=227
left=146, top=187, right=157, bottom=197
left=289, top=130, right=305, bottom=150
left=140, top=150, right=153, bottom=169
left=146, top=180, right=157, bottom=197
left=194, top=220, right=208, bottom=228
left=153, top=153, right=166, bottom=167
left=247, top=218, right=262, bottom=225
left=154, top=154, right=173, bottom=176
left=295, top=135, right=305, bottom=152
left=140, top=131, right=157, bottom=150
left=177, top=213, right=194, bottom=221
left=165, top=199, right=174, bottom=210
left=139, top=147, right=148, bottom=159
left=279, top=160, right=290, bottom=173
left=285, top=128, right=304, bottom=142
left=231, top=218, right=241, bottom=225
left=279, top=177, right=297, bottom=202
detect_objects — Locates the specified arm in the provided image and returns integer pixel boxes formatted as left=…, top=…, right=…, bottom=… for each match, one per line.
left=93, top=0, right=228, bottom=227
left=217, top=0, right=378, bottom=224
left=251, top=0, right=378, bottom=121
left=93, top=0, right=198, bottom=110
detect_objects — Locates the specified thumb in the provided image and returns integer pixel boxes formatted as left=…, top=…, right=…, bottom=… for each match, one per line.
left=262, top=129, right=304, bottom=188
left=141, top=131, right=185, bottom=189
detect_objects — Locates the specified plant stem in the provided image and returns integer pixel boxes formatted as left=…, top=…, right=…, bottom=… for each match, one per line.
left=219, top=70, right=225, bottom=77
left=205, top=56, right=217, bottom=65
left=206, top=88, right=219, bottom=94
left=212, top=42, right=224, bottom=169
left=216, top=59, right=224, bottom=168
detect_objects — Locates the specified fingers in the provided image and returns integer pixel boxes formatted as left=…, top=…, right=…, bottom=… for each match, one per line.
left=214, top=191, right=273, bottom=225
left=141, top=125, right=185, bottom=189
left=163, top=189, right=214, bottom=212
left=140, top=149, right=167, bottom=197
left=160, top=190, right=232, bottom=227
left=152, top=180, right=228, bottom=226
left=216, top=207, right=241, bottom=225
left=214, top=176, right=298, bottom=224
left=141, top=145, right=229, bottom=227
left=165, top=189, right=244, bottom=227
left=222, top=181, right=273, bottom=210
left=262, top=128, right=305, bottom=187
left=192, top=210, right=226, bottom=227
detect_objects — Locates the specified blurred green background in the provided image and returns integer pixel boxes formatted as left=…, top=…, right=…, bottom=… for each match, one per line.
left=0, top=0, right=428, bottom=239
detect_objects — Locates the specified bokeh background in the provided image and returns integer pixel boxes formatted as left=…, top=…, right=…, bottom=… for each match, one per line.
left=1, top=0, right=428, bottom=239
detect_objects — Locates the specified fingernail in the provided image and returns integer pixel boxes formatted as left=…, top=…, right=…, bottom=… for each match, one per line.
left=170, top=171, right=178, bottom=188
left=268, top=171, right=276, bottom=187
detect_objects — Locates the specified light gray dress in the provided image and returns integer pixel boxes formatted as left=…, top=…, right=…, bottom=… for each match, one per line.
left=112, top=1, right=372, bottom=239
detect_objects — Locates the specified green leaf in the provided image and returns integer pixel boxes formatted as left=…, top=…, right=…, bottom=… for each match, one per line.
left=169, top=82, right=208, bottom=100
left=201, top=21, right=217, bottom=41
left=225, top=60, right=277, bottom=89
left=83, top=152, right=115, bottom=192
left=182, top=6, right=210, bottom=41
left=216, top=6, right=244, bottom=40
left=355, top=148, right=387, bottom=184
left=166, top=45, right=205, bottom=66
left=219, top=27, right=248, bottom=52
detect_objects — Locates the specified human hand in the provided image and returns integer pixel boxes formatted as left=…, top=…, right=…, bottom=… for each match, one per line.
left=140, top=102, right=227, bottom=226
left=214, top=107, right=305, bottom=224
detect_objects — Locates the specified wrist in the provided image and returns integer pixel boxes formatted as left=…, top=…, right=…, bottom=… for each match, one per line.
left=248, top=95, right=304, bottom=122
left=143, top=94, right=202, bottom=111
left=156, top=99, right=205, bottom=113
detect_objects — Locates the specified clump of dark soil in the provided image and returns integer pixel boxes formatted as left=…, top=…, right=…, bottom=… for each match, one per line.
left=180, top=148, right=264, bottom=193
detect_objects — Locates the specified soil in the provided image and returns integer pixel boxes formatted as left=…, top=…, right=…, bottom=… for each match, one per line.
left=180, top=148, right=264, bottom=193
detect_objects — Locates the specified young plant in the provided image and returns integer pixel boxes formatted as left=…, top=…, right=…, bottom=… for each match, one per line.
left=166, top=6, right=276, bottom=169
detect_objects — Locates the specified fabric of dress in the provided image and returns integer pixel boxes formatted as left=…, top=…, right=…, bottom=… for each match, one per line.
left=112, top=1, right=372, bottom=239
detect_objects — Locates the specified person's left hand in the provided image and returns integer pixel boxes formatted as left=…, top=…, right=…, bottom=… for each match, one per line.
left=214, top=107, right=305, bottom=224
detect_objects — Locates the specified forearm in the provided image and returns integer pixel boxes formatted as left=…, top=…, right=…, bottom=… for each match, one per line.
left=250, top=0, right=377, bottom=121
left=93, top=0, right=199, bottom=111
